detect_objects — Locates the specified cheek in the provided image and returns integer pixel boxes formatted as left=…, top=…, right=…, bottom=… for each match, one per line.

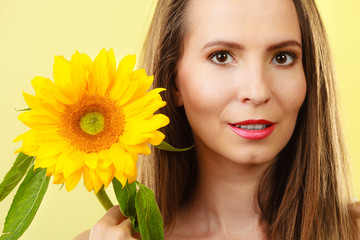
left=274, top=69, right=307, bottom=114
left=177, top=62, right=231, bottom=115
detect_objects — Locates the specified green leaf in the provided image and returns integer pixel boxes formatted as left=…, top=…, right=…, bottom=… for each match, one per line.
left=0, top=153, right=35, bottom=202
left=155, top=141, right=194, bottom=152
left=0, top=166, right=50, bottom=240
left=15, top=108, right=31, bottom=112
left=112, top=178, right=139, bottom=231
left=135, top=182, right=164, bottom=240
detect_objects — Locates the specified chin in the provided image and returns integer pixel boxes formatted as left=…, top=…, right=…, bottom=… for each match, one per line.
left=231, top=153, right=277, bottom=166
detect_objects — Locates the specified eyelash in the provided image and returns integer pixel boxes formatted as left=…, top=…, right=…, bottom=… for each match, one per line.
left=208, top=50, right=299, bottom=67
left=209, top=50, right=235, bottom=65
left=272, top=51, right=298, bottom=67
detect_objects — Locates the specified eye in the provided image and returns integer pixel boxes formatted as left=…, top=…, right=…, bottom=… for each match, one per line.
left=210, top=51, right=235, bottom=65
left=271, top=51, right=297, bottom=66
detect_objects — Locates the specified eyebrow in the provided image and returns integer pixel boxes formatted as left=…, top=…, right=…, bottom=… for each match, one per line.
left=202, top=40, right=302, bottom=51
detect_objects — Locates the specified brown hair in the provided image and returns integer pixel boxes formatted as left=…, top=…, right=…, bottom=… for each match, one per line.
left=139, top=0, right=359, bottom=239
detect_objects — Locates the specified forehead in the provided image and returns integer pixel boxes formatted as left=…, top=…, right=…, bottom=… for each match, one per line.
left=184, top=0, right=301, bottom=49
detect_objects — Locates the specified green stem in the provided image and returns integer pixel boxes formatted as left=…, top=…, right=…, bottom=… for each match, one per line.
left=96, top=186, right=114, bottom=211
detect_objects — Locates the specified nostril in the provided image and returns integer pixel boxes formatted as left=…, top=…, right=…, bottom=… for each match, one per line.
left=243, top=98, right=251, bottom=103
left=242, top=97, right=270, bottom=104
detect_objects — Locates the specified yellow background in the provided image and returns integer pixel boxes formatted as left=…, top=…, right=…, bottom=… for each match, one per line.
left=0, top=0, right=358, bottom=239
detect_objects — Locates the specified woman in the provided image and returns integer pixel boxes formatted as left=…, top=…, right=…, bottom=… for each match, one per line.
left=75, top=0, right=360, bottom=239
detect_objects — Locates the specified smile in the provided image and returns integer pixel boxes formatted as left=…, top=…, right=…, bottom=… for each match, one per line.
left=229, top=119, right=276, bottom=140
left=234, top=124, right=270, bottom=130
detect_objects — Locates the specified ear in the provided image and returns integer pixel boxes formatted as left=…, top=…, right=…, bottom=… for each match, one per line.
left=173, top=77, right=184, bottom=107
left=172, top=87, right=184, bottom=107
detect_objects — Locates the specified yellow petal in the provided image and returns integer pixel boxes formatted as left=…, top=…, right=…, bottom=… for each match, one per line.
left=147, top=130, right=166, bottom=146
left=53, top=55, right=73, bottom=98
left=53, top=173, right=66, bottom=184
left=46, top=167, right=54, bottom=177
left=108, top=54, right=136, bottom=101
left=83, top=166, right=94, bottom=192
left=124, top=143, right=151, bottom=155
left=112, top=68, right=153, bottom=105
left=18, top=111, right=59, bottom=128
left=92, top=48, right=111, bottom=96
left=37, top=155, right=59, bottom=170
left=14, top=147, right=23, bottom=154
left=22, top=92, right=42, bottom=111
left=98, top=150, right=113, bottom=169
left=116, top=54, right=136, bottom=82
left=128, top=72, right=154, bottom=100
left=62, top=151, right=85, bottom=178
left=125, top=114, right=169, bottom=133
left=110, top=144, right=136, bottom=187
left=106, top=49, right=117, bottom=91
left=121, top=114, right=168, bottom=146
left=31, top=77, right=67, bottom=110
left=114, top=173, right=128, bottom=188
left=90, top=168, right=102, bottom=193
left=122, top=88, right=166, bottom=120
left=123, top=154, right=137, bottom=178
left=20, top=146, right=39, bottom=157
left=54, top=149, right=73, bottom=173
left=126, top=174, right=137, bottom=184
left=116, top=80, right=140, bottom=106
left=13, top=130, right=43, bottom=156
left=16, top=128, right=62, bottom=148
left=120, top=131, right=149, bottom=145
left=109, top=144, right=126, bottom=174
left=23, top=92, right=63, bottom=117
left=65, top=170, right=82, bottom=192
left=96, top=168, right=113, bottom=188
left=84, top=153, right=98, bottom=169
left=37, top=141, right=69, bottom=161
left=34, top=159, right=41, bottom=170
left=70, top=51, right=91, bottom=100
left=13, top=131, right=29, bottom=143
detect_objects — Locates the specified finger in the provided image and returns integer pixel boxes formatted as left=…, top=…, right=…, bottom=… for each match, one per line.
left=133, top=232, right=142, bottom=239
left=100, top=205, right=127, bottom=225
left=126, top=220, right=141, bottom=239
left=90, top=219, right=135, bottom=240
left=117, top=219, right=139, bottom=240
left=127, top=220, right=142, bottom=240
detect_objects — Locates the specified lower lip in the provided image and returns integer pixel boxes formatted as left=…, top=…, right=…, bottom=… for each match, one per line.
left=229, top=124, right=276, bottom=140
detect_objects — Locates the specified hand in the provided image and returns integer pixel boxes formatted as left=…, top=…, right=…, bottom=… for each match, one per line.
left=73, top=205, right=141, bottom=240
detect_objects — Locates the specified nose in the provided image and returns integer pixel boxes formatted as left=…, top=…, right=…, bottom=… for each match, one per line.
left=237, top=62, right=271, bottom=105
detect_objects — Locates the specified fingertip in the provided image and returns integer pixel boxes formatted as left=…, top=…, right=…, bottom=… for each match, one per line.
left=133, top=232, right=142, bottom=239
left=108, top=205, right=120, bottom=211
left=102, top=205, right=127, bottom=224
left=119, top=219, right=140, bottom=240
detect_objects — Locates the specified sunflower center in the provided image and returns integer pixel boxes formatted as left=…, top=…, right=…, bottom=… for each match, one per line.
left=80, top=112, right=105, bottom=135
left=60, top=95, right=125, bottom=153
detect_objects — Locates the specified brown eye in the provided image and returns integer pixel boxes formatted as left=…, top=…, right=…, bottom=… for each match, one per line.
left=272, top=51, right=296, bottom=66
left=275, top=54, right=287, bottom=64
left=215, top=53, right=228, bottom=62
left=210, top=51, right=234, bottom=65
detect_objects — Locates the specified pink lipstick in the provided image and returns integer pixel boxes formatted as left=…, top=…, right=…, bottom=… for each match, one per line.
left=228, top=119, right=276, bottom=140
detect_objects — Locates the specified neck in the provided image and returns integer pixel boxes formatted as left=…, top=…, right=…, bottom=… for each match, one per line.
left=175, top=150, right=270, bottom=238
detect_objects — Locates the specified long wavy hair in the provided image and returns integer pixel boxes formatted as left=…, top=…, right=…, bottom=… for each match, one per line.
left=139, top=0, right=359, bottom=239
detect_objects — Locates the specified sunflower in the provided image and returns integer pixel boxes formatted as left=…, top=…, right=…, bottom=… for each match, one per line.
left=14, top=49, right=169, bottom=193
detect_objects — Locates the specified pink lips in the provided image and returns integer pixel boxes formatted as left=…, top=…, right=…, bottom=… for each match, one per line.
left=228, top=119, right=276, bottom=140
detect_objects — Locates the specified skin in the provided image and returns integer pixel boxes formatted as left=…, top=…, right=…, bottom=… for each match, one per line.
left=169, top=0, right=305, bottom=239
left=74, top=0, right=307, bottom=239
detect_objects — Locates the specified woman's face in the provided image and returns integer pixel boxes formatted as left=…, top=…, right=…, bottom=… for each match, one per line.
left=176, top=0, right=306, bottom=165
